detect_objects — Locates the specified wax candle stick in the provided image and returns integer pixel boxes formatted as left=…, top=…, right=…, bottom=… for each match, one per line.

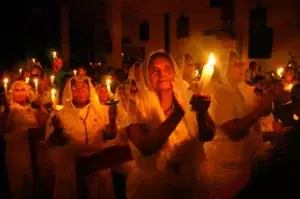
left=3, top=78, right=8, bottom=94
left=51, top=88, right=57, bottom=109
left=73, top=70, right=77, bottom=76
left=198, top=53, right=216, bottom=92
left=106, top=78, right=113, bottom=99
left=33, top=78, right=38, bottom=95
left=25, top=77, right=30, bottom=84
left=50, top=75, right=55, bottom=85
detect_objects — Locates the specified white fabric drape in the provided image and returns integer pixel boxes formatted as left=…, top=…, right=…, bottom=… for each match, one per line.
left=46, top=76, right=114, bottom=199
left=121, top=50, right=207, bottom=199
left=4, top=81, right=39, bottom=199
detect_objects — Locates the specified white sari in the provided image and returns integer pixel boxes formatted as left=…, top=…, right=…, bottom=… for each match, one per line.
left=123, top=51, right=207, bottom=199
left=203, top=51, right=265, bottom=196
left=4, top=81, right=39, bottom=199
left=45, top=76, right=114, bottom=199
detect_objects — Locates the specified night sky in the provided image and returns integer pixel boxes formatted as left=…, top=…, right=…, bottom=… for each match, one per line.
left=0, top=0, right=61, bottom=68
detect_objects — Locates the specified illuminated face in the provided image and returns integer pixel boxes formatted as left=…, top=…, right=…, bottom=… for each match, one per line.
left=71, top=79, right=90, bottom=105
left=12, top=82, right=27, bottom=104
left=284, top=70, right=295, bottom=83
left=52, top=58, right=63, bottom=73
left=227, top=52, right=245, bottom=83
left=183, top=60, right=196, bottom=83
left=78, top=68, right=87, bottom=77
left=97, top=86, right=109, bottom=103
left=148, top=56, right=175, bottom=92
left=31, top=67, right=42, bottom=77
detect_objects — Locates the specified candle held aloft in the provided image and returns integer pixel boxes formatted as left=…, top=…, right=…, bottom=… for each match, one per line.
left=19, top=68, right=23, bottom=74
left=3, top=78, right=9, bottom=94
left=51, top=88, right=57, bottom=109
left=106, top=78, right=113, bottom=99
left=277, top=67, right=284, bottom=78
left=73, top=70, right=77, bottom=76
left=194, top=69, right=199, bottom=78
left=50, top=75, right=55, bottom=85
left=33, top=78, right=39, bottom=95
left=25, top=77, right=30, bottom=84
left=198, top=53, right=216, bottom=92
left=32, top=58, right=36, bottom=63
left=52, top=51, right=57, bottom=59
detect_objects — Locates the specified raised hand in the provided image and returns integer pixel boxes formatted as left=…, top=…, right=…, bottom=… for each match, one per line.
left=190, top=94, right=211, bottom=116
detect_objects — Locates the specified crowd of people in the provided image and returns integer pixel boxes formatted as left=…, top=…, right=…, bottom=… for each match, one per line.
left=0, top=49, right=300, bottom=199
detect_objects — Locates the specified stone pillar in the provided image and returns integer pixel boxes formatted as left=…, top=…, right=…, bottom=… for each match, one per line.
left=110, top=0, right=122, bottom=68
left=60, top=1, right=70, bottom=68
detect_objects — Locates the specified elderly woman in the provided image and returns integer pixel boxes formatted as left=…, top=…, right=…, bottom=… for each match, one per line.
left=1, top=80, right=48, bottom=198
left=45, top=76, right=115, bottom=199
left=122, top=51, right=214, bottom=199
left=204, top=51, right=273, bottom=198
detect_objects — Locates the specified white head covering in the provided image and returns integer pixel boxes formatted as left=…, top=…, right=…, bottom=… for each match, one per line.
left=61, top=76, right=108, bottom=123
left=7, top=80, right=35, bottom=105
left=133, top=50, right=198, bottom=170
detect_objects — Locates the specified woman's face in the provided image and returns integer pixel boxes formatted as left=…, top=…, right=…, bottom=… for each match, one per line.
left=31, top=67, right=42, bottom=77
left=78, top=68, right=87, bottom=77
left=98, top=86, right=109, bottom=103
left=227, top=53, right=245, bottom=83
left=148, top=56, right=175, bottom=92
left=183, top=61, right=196, bottom=83
left=72, top=80, right=90, bottom=105
left=13, top=82, right=27, bottom=104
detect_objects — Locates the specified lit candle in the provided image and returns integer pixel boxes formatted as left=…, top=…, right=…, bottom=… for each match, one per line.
left=277, top=67, right=284, bottom=78
left=198, top=53, right=216, bottom=91
left=25, top=77, right=30, bottom=84
left=50, top=75, right=55, bottom=85
left=33, top=78, right=39, bottom=95
left=19, top=68, right=23, bottom=74
left=52, top=51, right=57, bottom=59
left=55, top=105, right=64, bottom=111
left=106, top=78, right=113, bottom=99
left=73, top=70, right=77, bottom=76
left=3, top=78, right=9, bottom=94
left=32, top=58, right=36, bottom=63
left=194, top=69, right=199, bottom=78
left=51, top=88, right=57, bottom=109
left=284, top=83, right=293, bottom=92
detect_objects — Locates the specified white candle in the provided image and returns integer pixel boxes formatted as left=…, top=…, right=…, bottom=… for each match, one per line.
left=50, top=75, right=55, bottom=85
left=51, top=88, right=57, bottom=109
left=277, top=67, right=284, bottom=78
left=19, top=68, right=23, bottom=74
left=194, top=69, right=199, bottom=78
left=3, top=78, right=8, bottom=94
left=25, top=77, right=30, bottom=84
left=73, top=70, right=77, bottom=76
left=52, top=51, right=57, bottom=59
left=198, top=53, right=216, bottom=92
left=32, top=58, right=36, bottom=63
left=33, top=78, right=39, bottom=95
left=106, top=78, right=113, bottom=99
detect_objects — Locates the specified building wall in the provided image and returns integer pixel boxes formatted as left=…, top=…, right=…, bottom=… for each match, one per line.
left=120, top=0, right=300, bottom=71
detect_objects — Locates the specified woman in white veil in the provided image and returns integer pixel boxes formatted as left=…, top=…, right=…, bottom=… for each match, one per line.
left=45, top=76, right=114, bottom=199
left=203, top=50, right=273, bottom=198
left=124, top=50, right=214, bottom=199
left=1, top=80, right=48, bottom=198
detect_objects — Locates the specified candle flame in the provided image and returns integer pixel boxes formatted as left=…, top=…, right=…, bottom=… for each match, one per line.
left=194, top=69, right=199, bottom=77
left=277, top=67, right=284, bottom=77
left=19, top=68, right=23, bottom=74
left=106, top=78, right=111, bottom=85
left=3, top=78, right=8, bottom=84
left=52, top=51, right=57, bottom=58
left=293, top=114, right=299, bottom=121
left=55, top=105, right=64, bottom=111
left=33, top=78, right=38, bottom=84
left=51, top=88, right=56, bottom=95
left=73, top=70, right=77, bottom=76
left=206, top=53, right=215, bottom=73
left=25, top=77, right=30, bottom=83
left=32, top=58, right=36, bottom=63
